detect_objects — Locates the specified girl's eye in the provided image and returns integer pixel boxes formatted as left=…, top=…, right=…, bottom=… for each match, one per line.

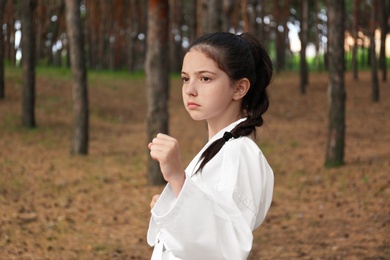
left=200, top=76, right=211, bottom=82
left=182, top=77, right=189, bottom=82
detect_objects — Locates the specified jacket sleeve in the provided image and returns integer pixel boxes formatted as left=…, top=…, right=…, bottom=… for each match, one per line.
left=147, top=138, right=274, bottom=260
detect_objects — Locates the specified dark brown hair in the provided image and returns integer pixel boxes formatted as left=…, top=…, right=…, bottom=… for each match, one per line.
left=189, top=32, right=273, bottom=173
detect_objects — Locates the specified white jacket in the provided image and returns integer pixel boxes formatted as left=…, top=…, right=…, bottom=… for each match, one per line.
left=147, top=118, right=274, bottom=259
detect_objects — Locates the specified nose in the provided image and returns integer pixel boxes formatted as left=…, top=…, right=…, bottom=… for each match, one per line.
left=184, top=79, right=197, bottom=96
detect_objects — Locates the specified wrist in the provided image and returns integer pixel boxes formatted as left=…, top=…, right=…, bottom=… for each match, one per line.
left=168, top=173, right=186, bottom=197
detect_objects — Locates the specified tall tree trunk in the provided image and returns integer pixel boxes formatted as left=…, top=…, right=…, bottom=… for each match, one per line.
left=274, top=0, right=290, bottom=72
left=222, top=0, right=235, bottom=32
left=299, top=0, right=309, bottom=94
left=248, top=0, right=259, bottom=35
left=241, top=0, right=249, bottom=32
left=352, top=0, right=359, bottom=80
left=50, top=1, right=65, bottom=66
left=99, top=1, right=108, bottom=69
left=138, top=0, right=148, bottom=68
left=202, top=0, right=222, bottom=34
left=65, top=0, right=89, bottom=154
left=5, top=0, right=15, bottom=66
left=196, top=0, right=203, bottom=37
left=35, top=0, right=48, bottom=64
left=379, top=0, right=387, bottom=82
left=258, top=0, right=266, bottom=42
left=0, top=0, right=6, bottom=99
left=126, top=0, right=139, bottom=72
left=21, top=0, right=37, bottom=128
left=186, top=0, right=197, bottom=43
left=3, top=0, right=11, bottom=63
left=370, top=0, right=379, bottom=102
left=84, top=0, right=92, bottom=68
left=325, top=0, right=346, bottom=167
left=145, top=0, right=169, bottom=185
left=169, top=0, right=183, bottom=73
left=314, top=0, right=324, bottom=71
left=113, top=0, right=125, bottom=70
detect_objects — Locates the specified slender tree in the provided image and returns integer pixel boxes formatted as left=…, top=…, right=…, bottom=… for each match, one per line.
left=145, top=0, right=169, bottom=185
left=200, top=0, right=222, bottom=34
left=273, top=0, right=290, bottom=72
left=186, top=0, right=197, bottom=42
left=0, top=0, right=6, bottom=100
left=125, top=0, right=139, bottom=72
left=85, top=0, right=99, bottom=69
left=21, top=0, right=37, bottom=128
left=4, top=0, right=16, bottom=65
left=241, top=0, right=249, bottom=32
left=247, top=0, right=259, bottom=35
left=169, top=0, right=184, bottom=73
left=378, top=0, right=388, bottom=82
left=325, top=0, right=346, bottom=167
left=221, top=0, right=235, bottom=32
left=258, top=0, right=266, bottom=42
left=35, top=0, right=48, bottom=64
left=299, top=0, right=309, bottom=94
left=369, top=0, right=379, bottom=102
left=351, top=0, right=360, bottom=80
left=65, top=0, right=89, bottom=154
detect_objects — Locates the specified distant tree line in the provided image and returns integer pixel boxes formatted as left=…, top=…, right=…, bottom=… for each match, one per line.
left=0, top=0, right=388, bottom=73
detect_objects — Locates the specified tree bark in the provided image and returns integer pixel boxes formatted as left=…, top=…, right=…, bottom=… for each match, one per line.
left=0, top=0, right=6, bottom=99
left=247, top=0, right=259, bottom=36
left=351, top=0, right=359, bottom=80
left=379, top=0, right=387, bottom=82
left=299, top=0, right=309, bottom=94
left=241, top=0, right=249, bottom=32
left=221, top=0, right=235, bottom=32
left=145, top=0, right=169, bottom=185
left=186, top=0, right=197, bottom=43
left=201, top=0, right=222, bottom=34
left=325, top=0, right=346, bottom=167
left=21, top=0, right=37, bottom=128
left=258, top=0, right=266, bottom=42
left=126, top=0, right=139, bottom=72
left=274, top=0, right=290, bottom=72
left=65, top=0, right=89, bottom=154
left=169, top=0, right=184, bottom=73
left=370, top=0, right=379, bottom=102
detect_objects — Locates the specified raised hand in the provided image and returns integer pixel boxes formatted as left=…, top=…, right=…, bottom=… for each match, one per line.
left=148, top=133, right=186, bottom=197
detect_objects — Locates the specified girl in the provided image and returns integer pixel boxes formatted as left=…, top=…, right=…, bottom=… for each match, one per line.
left=147, top=32, right=274, bottom=259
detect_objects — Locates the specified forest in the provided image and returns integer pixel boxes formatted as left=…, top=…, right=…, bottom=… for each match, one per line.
left=0, top=0, right=389, bottom=259
left=0, top=0, right=388, bottom=72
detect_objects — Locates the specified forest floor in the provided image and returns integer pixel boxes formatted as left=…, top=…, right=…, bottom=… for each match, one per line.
left=0, top=68, right=389, bottom=259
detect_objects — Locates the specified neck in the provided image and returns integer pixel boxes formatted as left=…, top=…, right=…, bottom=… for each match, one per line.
left=207, top=114, right=242, bottom=140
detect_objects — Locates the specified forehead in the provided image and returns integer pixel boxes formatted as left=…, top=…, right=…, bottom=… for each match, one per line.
left=182, top=50, right=220, bottom=73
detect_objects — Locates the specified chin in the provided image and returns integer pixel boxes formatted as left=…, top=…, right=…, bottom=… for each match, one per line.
left=187, top=113, right=205, bottom=121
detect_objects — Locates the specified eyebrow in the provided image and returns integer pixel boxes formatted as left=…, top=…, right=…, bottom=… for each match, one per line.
left=181, top=70, right=217, bottom=75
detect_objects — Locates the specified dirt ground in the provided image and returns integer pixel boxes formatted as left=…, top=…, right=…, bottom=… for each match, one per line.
left=0, top=68, right=389, bottom=259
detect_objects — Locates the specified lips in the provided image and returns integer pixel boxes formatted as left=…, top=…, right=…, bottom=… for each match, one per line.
left=187, top=102, right=200, bottom=109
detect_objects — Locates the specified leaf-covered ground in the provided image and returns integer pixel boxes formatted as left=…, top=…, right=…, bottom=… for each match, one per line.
left=0, top=68, right=389, bottom=259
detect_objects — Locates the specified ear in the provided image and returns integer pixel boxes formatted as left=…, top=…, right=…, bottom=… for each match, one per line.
left=232, top=78, right=250, bottom=100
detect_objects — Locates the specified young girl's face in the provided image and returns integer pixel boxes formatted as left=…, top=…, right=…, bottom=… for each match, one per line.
left=181, top=49, right=240, bottom=127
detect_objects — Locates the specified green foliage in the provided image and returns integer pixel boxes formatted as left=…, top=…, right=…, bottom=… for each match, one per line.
left=88, top=69, right=145, bottom=82
left=36, top=66, right=73, bottom=79
left=284, top=53, right=327, bottom=72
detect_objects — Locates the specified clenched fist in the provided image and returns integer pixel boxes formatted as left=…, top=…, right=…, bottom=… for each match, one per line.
left=148, top=133, right=186, bottom=197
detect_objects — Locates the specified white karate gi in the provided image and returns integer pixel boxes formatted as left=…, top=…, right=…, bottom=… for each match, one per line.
left=147, top=118, right=274, bottom=260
